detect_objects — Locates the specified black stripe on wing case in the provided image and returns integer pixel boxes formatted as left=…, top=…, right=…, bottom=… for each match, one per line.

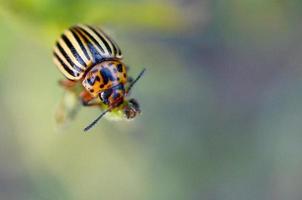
left=87, top=25, right=112, bottom=54
left=56, top=42, right=84, bottom=73
left=73, top=28, right=103, bottom=62
left=76, top=26, right=105, bottom=54
left=70, top=29, right=91, bottom=61
left=61, top=34, right=87, bottom=67
left=53, top=52, right=78, bottom=77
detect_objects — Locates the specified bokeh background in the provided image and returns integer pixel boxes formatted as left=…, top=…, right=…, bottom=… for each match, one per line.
left=0, top=0, right=302, bottom=199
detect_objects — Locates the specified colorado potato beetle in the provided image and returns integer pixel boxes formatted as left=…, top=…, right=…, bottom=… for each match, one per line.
left=52, top=24, right=145, bottom=131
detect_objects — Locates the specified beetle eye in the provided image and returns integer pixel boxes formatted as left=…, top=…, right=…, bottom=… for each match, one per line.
left=123, top=106, right=136, bottom=119
left=128, top=99, right=140, bottom=112
left=99, top=89, right=112, bottom=104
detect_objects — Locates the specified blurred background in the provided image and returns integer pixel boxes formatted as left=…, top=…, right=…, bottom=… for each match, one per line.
left=0, top=0, right=302, bottom=199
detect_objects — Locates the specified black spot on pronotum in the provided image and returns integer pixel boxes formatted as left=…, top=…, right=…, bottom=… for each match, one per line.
left=123, top=73, right=126, bottom=78
left=117, top=64, right=123, bottom=72
left=100, top=68, right=115, bottom=83
left=100, top=69, right=108, bottom=84
left=90, top=89, right=94, bottom=93
left=100, top=84, right=104, bottom=88
left=87, top=78, right=94, bottom=85
left=95, top=76, right=100, bottom=82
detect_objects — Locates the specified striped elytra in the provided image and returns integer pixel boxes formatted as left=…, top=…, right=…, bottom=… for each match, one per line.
left=53, top=24, right=146, bottom=131
left=53, top=24, right=123, bottom=80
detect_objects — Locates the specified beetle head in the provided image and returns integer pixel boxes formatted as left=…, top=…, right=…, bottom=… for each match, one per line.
left=99, top=83, right=125, bottom=107
left=123, top=99, right=141, bottom=119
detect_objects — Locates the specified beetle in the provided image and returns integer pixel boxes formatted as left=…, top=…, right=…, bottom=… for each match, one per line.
left=52, top=24, right=145, bottom=131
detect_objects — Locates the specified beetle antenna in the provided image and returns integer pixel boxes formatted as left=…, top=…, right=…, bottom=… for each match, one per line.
left=126, top=68, right=146, bottom=95
left=83, top=109, right=110, bottom=132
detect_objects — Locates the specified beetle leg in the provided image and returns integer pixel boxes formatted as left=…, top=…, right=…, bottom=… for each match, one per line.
left=80, top=90, right=99, bottom=107
left=125, top=68, right=146, bottom=96
left=58, top=79, right=77, bottom=90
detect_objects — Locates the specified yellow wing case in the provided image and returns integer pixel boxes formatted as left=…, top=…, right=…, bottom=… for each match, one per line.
left=53, top=24, right=123, bottom=80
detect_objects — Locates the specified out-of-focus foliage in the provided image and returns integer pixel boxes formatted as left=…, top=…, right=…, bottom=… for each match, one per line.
left=0, top=0, right=302, bottom=199
left=0, top=0, right=190, bottom=45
